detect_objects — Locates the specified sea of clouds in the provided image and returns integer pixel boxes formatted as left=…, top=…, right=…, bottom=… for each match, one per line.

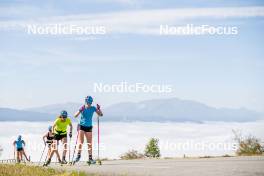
left=0, top=121, right=263, bottom=162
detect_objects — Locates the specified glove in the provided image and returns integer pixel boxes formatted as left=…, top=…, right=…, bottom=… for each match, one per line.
left=69, top=132, right=72, bottom=138
left=97, top=104, right=101, bottom=110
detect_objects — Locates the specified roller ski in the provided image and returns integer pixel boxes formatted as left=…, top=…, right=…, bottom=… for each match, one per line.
left=87, top=154, right=102, bottom=165
left=87, top=159, right=96, bottom=165
left=43, top=159, right=63, bottom=167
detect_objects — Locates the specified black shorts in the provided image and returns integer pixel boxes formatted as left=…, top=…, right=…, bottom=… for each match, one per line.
left=17, top=148, right=23, bottom=152
left=54, top=134, right=67, bottom=141
left=80, top=125, right=93, bottom=132
left=46, top=140, right=53, bottom=146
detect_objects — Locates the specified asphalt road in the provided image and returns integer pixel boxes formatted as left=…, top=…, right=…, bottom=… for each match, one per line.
left=53, top=156, right=264, bottom=176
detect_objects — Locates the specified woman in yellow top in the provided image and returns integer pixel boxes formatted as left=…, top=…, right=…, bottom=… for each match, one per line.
left=44, top=110, right=73, bottom=166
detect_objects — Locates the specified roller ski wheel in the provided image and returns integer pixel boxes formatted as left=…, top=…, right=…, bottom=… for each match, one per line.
left=72, top=161, right=78, bottom=166
left=97, top=159, right=102, bottom=165
left=70, top=160, right=77, bottom=166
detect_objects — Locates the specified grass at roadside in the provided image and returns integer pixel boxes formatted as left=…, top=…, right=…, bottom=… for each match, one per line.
left=0, top=164, right=97, bottom=176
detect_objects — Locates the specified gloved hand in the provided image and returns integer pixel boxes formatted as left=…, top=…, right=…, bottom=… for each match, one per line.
left=69, top=132, right=72, bottom=138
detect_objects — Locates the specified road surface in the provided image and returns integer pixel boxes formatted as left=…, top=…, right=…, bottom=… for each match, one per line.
left=52, top=156, right=264, bottom=176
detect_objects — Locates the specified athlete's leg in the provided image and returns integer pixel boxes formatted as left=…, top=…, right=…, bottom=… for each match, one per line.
left=77, top=130, right=84, bottom=154
left=54, top=140, right=61, bottom=162
left=54, top=150, right=61, bottom=162
left=84, top=132, right=93, bottom=159
left=17, top=151, right=20, bottom=162
left=74, top=130, right=84, bottom=162
left=47, top=144, right=52, bottom=159
left=61, top=137, right=67, bottom=162
left=48, top=140, right=58, bottom=160
left=47, top=146, right=50, bottom=158
left=16, top=151, right=18, bottom=162
left=22, top=149, right=29, bottom=161
left=44, top=140, right=61, bottom=165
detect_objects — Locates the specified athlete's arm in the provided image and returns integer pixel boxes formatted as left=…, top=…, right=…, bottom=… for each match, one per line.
left=52, top=118, right=59, bottom=134
left=75, top=105, right=85, bottom=118
left=69, top=123, right=73, bottom=133
left=43, top=133, right=48, bottom=144
left=96, top=104, right=103, bottom=116
left=74, top=111, right=81, bottom=118
left=52, top=124, right=56, bottom=134
left=96, top=109, right=103, bottom=116
left=22, top=140, right=25, bottom=147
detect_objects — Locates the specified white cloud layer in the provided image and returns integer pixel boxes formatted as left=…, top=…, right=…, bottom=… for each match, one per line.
left=0, top=6, right=264, bottom=35
left=0, top=121, right=263, bottom=161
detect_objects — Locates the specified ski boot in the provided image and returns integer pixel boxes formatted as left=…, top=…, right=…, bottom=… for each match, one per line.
left=87, top=159, right=96, bottom=165
left=43, top=159, right=51, bottom=167
left=61, top=157, right=67, bottom=164
left=72, top=154, right=81, bottom=165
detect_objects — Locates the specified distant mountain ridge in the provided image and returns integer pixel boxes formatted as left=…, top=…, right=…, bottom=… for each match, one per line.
left=103, top=98, right=263, bottom=122
left=0, top=98, right=263, bottom=122
left=0, top=108, right=55, bottom=121
left=26, top=102, right=82, bottom=117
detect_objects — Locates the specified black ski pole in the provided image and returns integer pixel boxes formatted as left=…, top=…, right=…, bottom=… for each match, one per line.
left=38, top=144, right=46, bottom=165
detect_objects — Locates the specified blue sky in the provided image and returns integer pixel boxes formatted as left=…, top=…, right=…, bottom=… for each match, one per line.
left=0, top=0, right=263, bottom=112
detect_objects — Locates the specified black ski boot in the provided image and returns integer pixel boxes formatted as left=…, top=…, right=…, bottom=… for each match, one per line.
left=87, top=155, right=96, bottom=165
left=43, top=159, right=51, bottom=167
left=61, top=156, right=67, bottom=164
left=73, top=153, right=81, bottom=165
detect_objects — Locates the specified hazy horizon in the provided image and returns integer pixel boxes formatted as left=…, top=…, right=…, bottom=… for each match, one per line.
left=1, top=97, right=263, bottom=114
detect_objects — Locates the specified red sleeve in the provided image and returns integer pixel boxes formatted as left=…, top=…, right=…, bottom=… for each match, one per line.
left=79, top=105, right=85, bottom=112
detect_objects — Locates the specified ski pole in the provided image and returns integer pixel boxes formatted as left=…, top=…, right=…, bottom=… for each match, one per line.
left=38, top=144, right=46, bottom=165
left=13, top=147, right=16, bottom=162
left=68, top=136, right=72, bottom=163
left=97, top=115, right=100, bottom=160
left=71, top=124, right=80, bottom=164
left=44, top=148, right=49, bottom=164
